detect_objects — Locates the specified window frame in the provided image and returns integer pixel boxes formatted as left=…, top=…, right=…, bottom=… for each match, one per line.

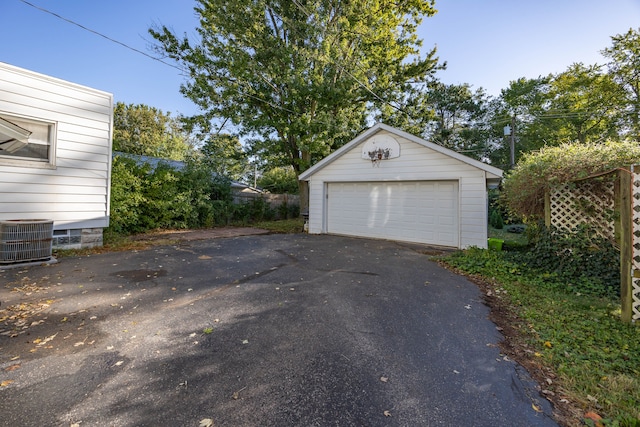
left=0, top=112, right=57, bottom=169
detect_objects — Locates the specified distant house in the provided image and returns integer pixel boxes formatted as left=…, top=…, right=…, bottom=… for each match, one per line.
left=299, top=123, right=503, bottom=249
left=0, top=62, right=113, bottom=249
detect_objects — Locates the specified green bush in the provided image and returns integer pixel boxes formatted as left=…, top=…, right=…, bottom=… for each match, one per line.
left=109, top=156, right=149, bottom=234
left=489, top=209, right=504, bottom=229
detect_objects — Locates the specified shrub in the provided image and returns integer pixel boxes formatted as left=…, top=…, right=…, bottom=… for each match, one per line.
left=502, top=140, right=640, bottom=220
left=489, top=209, right=504, bottom=229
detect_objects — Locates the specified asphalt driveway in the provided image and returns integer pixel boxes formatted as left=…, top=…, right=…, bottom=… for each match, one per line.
left=0, top=233, right=558, bottom=426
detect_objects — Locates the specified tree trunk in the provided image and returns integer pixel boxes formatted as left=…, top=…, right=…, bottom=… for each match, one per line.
left=298, top=179, right=309, bottom=215
left=298, top=150, right=311, bottom=215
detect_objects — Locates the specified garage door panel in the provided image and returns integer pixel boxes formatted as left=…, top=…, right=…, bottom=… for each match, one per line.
left=327, top=181, right=459, bottom=247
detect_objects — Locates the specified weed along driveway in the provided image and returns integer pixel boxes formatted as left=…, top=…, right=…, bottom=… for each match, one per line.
left=0, top=234, right=558, bottom=427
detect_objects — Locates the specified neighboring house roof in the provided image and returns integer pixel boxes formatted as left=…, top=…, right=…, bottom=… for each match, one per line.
left=112, top=152, right=259, bottom=191
left=298, top=123, right=503, bottom=182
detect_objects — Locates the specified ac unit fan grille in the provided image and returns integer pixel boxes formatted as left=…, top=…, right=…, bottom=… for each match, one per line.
left=0, top=219, right=54, bottom=264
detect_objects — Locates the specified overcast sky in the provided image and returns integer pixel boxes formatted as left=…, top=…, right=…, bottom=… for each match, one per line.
left=2, top=0, right=639, bottom=117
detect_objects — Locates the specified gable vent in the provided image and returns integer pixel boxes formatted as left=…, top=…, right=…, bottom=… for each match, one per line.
left=0, top=220, right=54, bottom=264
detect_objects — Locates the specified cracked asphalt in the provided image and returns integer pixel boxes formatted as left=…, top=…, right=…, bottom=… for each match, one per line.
left=0, top=233, right=558, bottom=426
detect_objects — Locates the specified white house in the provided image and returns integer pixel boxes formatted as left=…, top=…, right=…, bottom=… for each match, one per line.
left=0, top=62, right=113, bottom=249
left=298, top=123, right=503, bottom=249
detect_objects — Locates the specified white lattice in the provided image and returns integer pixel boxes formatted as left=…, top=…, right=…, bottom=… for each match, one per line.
left=549, top=180, right=616, bottom=242
left=630, top=165, right=640, bottom=322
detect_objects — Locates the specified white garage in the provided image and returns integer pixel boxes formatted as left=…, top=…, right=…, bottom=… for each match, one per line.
left=299, top=124, right=503, bottom=249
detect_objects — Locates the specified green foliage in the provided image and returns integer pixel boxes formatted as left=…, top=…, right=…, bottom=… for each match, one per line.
left=501, top=140, right=640, bottom=219
left=113, top=102, right=193, bottom=160
left=489, top=209, right=504, bottom=230
left=109, top=156, right=237, bottom=234
left=514, top=224, right=620, bottom=298
left=110, top=155, right=302, bottom=234
left=378, top=82, right=491, bottom=160
left=109, top=156, right=148, bottom=234
left=602, top=27, right=640, bottom=141
left=441, top=248, right=640, bottom=423
left=197, top=134, right=249, bottom=181
left=150, top=0, right=442, bottom=214
left=257, top=166, right=299, bottom=194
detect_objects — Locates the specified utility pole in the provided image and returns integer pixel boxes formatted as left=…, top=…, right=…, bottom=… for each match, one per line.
left=510, top=115, right=516, bottom=168
left=504, top=116, right=516, bottom=168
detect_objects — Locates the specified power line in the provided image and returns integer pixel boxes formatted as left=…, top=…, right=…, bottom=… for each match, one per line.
left=16, top=0, right=313, bottom=122
left=18, top=0, right=184, bottom=72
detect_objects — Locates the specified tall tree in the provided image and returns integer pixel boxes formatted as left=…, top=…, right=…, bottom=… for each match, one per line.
left=197, top=133, right=249, bottom=181
left=149, top=0, right=441, bottom=209
left=602, top=27, right=640, bottom=140
left=545, top=63, right=622, bottom=144
left=113, top=102, right=193, bottom=160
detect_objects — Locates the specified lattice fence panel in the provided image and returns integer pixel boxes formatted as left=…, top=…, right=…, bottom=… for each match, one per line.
left=549, top=180, right=616, bottom=242
left=630, top=166, right=640, bottom=322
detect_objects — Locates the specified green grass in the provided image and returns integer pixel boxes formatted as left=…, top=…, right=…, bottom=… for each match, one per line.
left=488, top=224, right=529, bottom=247
left=249, top=218, right=304, bottom=234
left=441, top=248, right=640, bottom=426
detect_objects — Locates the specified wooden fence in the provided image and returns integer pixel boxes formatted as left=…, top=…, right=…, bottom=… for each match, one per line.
left=232, top=191, right=300, bottom=209
left=546, top=167, right=640, bottom=323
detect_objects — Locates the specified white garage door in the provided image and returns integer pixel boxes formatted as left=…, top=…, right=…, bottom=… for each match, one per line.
left=327, top=181, right=459, bottom=247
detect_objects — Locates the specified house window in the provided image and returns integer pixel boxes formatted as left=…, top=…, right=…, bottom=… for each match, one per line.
left=0, top=114, right=56, bottom=166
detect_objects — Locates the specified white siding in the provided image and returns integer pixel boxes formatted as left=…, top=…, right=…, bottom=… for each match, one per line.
left=0, top=62, right=113, bottom=229
left=305, top=129, right=493, bottom=248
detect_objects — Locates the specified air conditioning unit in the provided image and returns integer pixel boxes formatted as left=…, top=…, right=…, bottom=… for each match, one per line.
left=0, top=219, right=54, bottom=264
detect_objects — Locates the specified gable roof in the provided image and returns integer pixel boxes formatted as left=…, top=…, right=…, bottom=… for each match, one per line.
left=299, top=123, right=503, bottom=181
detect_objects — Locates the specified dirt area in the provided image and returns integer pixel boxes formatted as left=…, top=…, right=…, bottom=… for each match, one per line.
left=130, top=227, right=271, bottom=242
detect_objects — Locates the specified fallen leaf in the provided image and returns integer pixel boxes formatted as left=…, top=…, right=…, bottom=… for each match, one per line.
left=544, top=341, right=552, bottom=348
left=383, top=410, right=391, bottom=417
left=584, top=411, right=604, bottom=427
left=532, top=403, right=542, bottom=412
left=70, top=423, right=81, bottom=427
left=4, top=364, right=21, bottom=372
left=199, top=418, right=214, bottom=427
left=380, top=376, right=388, bottom=383
left=198, top=255, right=212, bottom=260
left=74, top=342, right=85, bottom=347
left=0, top=380, right=14, bottom=387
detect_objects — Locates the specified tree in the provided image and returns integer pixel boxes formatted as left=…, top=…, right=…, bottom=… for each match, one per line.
left=149, top=0, right=441, bottom=210
left=602, top=27, right=640, bottom=140
left=197, top=133, right=249, bottom=181
left=257, top=166, right=299, bottom=194
left=379, top=82, right=491, bottom=161
left=113, top=102, right=193, bottom=160
left=545, top=63, right=622, bottom=144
